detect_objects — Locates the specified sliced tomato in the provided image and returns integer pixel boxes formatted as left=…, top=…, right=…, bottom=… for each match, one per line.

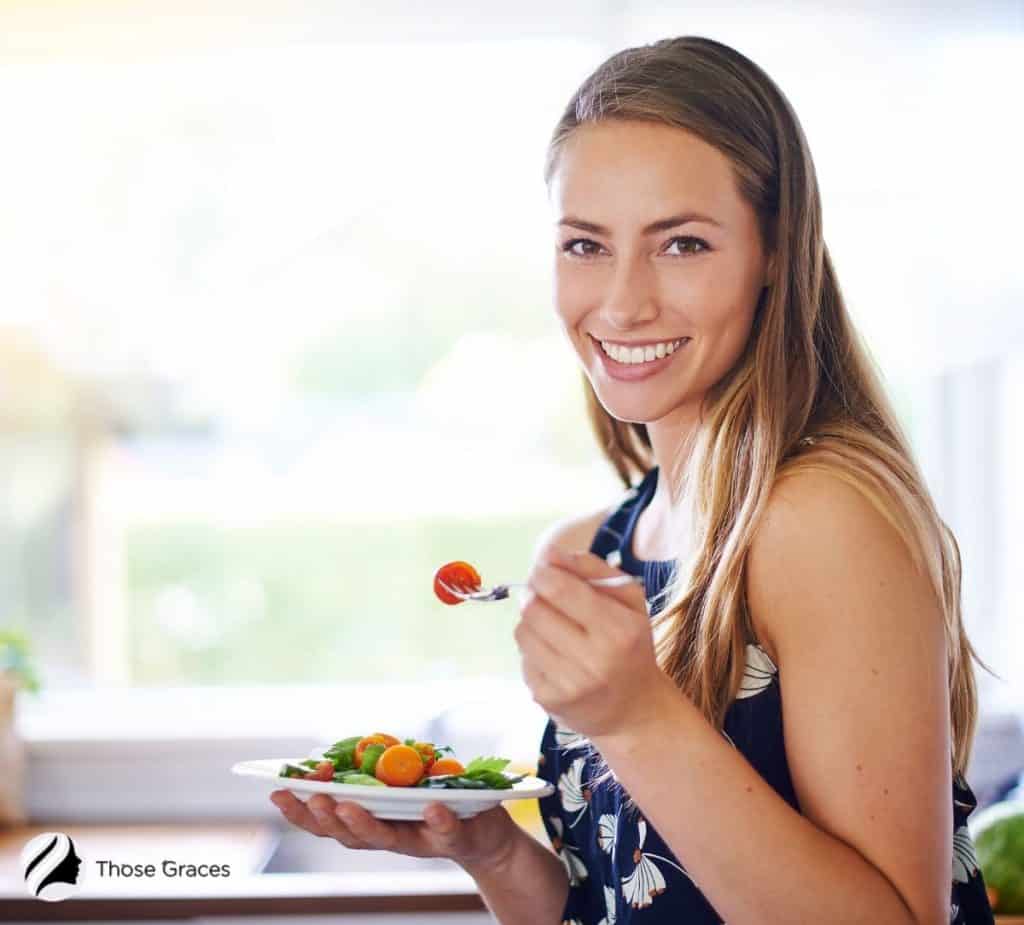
left=374, top=744, right=425, bottom=787
left=433, top=560, right=483, bottom=605
left=303, top=760, right=335, bottom=781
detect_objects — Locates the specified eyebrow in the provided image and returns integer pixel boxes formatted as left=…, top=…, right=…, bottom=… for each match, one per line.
left=557, top=212, right=723, bottom=235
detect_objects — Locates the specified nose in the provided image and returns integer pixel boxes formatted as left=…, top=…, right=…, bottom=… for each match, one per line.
left=598, top=250, right=658, bottom=331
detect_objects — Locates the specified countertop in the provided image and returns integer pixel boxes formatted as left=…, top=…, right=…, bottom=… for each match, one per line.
left=5, top=820, right=1018, bottom=923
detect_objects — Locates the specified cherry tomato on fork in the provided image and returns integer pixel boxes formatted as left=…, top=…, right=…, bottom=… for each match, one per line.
left=433, top=560, right=483, bottom=605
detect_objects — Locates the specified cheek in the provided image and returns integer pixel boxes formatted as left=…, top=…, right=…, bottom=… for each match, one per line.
left=553, top=269, right=591, bottom=328
left=686, top=274, right=760, bottom=374
left=713, top=307, right=757, bottom=370
left=699, top=291, right=757, bottom=341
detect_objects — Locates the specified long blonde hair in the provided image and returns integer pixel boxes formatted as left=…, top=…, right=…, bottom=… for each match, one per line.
left=544, top=36, right=997, bottom=795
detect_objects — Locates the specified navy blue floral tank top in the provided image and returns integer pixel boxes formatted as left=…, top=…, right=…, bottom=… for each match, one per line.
left=535, top=465, right=995, bottom=924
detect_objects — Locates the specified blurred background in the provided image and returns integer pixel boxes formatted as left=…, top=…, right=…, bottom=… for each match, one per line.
left=0, top=0, right=1022, bottom=918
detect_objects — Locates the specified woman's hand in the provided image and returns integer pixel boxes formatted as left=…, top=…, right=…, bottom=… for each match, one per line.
left=269, top=791, right=518, bottom=873
left=515, top=546, right=664, bottom=739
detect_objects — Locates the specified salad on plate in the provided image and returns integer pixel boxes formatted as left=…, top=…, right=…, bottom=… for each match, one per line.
left=277, top=731, right=525, bottom=790
left=233, top=731, right=553, bottom=820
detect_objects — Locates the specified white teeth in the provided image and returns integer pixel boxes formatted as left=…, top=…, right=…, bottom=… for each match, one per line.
left=598, top=338, right=686, bottom=364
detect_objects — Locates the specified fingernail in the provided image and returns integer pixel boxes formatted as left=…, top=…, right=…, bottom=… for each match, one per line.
left=337, top=807, right=356, bottom=825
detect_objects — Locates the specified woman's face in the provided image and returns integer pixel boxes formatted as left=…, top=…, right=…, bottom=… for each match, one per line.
left=549, top=119, right=772, bottom=426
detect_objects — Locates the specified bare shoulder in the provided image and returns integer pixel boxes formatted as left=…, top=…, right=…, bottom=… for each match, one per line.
left=745, top=462, right=931, bottom=666
left=531, top=500, right=617, bottom=563
left=753, top=462, right=910, bottom=558
left=744, top=462, right=952, bottom=925
left=756, top=463, right=897, bottom=545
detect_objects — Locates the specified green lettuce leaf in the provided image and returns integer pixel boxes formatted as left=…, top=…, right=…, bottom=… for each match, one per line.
left=463, top=757, right=510, bottom=776
left=360, top=743, right=387, bottom=775
left=336, top=772, right=387, bottom=787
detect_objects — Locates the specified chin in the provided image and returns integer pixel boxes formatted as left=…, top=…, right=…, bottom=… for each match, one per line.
left=589, top=390, right=659, bottom=424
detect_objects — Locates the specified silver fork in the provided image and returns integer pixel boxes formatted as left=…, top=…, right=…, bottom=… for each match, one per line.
left=439, top=573, right=644, bottom=602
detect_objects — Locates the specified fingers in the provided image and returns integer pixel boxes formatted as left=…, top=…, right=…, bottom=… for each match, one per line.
left=315, top=795, right=454, bottom=859
left=535, top=550, right=647, bottom=626
left=515, top=613, right=573, bottom=705
left=307, top=790, right=387, bottom=848
left=521, top=658, right=564, bottom=711
left=421, top=801, right=463, bottom=852
left=517, top=590, right=590, bottom=668
left=324, top=799, right=405, bottom=852
left=270, top=792, right=475, bottom=863
left=270, top=790, right=332, bottom=838
left=528, top=561, right=604, bottom=632
left=270, top=791, right=375, bottom=849
left=514, top=597, right=567, bottom=671
left=518, top=581, right=589, bottom=654
left=334, top=799, right=469, bottom=860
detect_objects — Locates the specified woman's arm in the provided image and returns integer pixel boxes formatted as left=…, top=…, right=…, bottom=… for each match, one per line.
left=587, top=468, right=951, bottom=925
left=459, top=825, right=570, bottom=924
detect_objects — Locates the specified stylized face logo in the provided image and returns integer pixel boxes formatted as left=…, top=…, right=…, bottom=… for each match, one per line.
left=65, top=844, right=83, bottom=881
left=20, top=832, right=84, bottom=902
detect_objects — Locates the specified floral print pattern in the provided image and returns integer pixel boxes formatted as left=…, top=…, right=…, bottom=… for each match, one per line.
left=536, top=465, right=995, bottom=924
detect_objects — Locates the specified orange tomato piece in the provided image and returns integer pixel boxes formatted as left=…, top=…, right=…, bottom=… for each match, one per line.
left=412, top=741, right=436, bottom=770
left=370, top=732, right=401, bottom=747
left=354, top=734, right=393, bottom=766
left=374, top=744, right=426, bottom=787
left=433, top=561, right=482, bottom=605
left=427, top=756, right=466, bottom=777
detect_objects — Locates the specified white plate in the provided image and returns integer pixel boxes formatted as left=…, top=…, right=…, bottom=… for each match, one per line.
left=232, top=759, right=555, bottom=820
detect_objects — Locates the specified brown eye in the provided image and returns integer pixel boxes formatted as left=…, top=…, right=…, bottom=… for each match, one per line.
left=561, top=238, right=603, bottom=258
left=665, top=236, right=709, bottom=256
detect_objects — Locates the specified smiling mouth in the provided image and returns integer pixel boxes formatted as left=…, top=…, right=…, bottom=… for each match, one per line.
left=588, top=333, right=690, bottom=365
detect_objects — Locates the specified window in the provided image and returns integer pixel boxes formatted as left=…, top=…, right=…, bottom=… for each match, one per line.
left=1, top=33, right=619, bottom=695
left=2, top=4, right=1020, bottom=747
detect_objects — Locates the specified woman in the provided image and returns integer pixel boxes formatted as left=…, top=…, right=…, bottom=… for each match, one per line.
left=271, top=36, right=996, bottom=924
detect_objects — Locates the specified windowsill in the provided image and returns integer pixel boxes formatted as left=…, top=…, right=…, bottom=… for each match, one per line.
left=14, top=682, right=1024, bottom=822
left=15, top=680, right=548, bottom=823
left=16, top=678, right=530, bottom=743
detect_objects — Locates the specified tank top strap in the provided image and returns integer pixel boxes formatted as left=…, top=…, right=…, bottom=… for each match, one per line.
left=588, top=467, right=659, bottom=574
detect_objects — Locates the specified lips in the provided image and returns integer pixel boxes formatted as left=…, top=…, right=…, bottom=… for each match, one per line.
left=591, top=334, right=690, bottom=382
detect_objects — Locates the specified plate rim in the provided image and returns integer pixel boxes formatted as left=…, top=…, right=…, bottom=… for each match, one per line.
left=232, top=758, right=554, bottom=802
